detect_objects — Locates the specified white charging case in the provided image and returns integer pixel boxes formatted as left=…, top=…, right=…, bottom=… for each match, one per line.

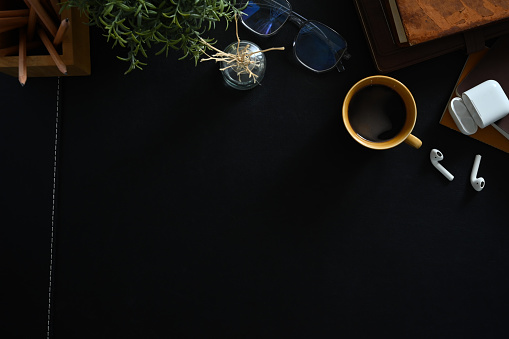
left=449, top=80, right=509, bottom=135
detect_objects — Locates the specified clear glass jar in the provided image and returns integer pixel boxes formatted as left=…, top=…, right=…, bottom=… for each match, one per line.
left=220, top=40, right=266, bottom=90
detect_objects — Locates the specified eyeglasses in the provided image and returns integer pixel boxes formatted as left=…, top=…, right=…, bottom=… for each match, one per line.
left=239, top=0, right=350, bottom=73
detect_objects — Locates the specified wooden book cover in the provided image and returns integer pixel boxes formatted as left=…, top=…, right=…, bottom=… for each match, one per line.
left=439, top=47, right=509, bottom=153
left=396, top=0, right=509, bottom=45
left=354, top=0, right=509, bottom=73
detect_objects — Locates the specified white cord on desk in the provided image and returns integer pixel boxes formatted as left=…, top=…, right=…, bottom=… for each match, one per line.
left=47, top=76, right=60, bottom=339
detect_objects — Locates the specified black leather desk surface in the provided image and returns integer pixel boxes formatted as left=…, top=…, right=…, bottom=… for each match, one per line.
left=2, top=1, right=509, bottom=338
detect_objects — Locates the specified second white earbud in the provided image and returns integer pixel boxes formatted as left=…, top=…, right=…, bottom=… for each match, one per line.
left=470, top=154, right=485, bottom=191
left=430, top=149, right=454, bottom=181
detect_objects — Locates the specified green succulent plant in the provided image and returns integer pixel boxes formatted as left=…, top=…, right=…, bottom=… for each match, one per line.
left=63, top=0, right=244, bottom=73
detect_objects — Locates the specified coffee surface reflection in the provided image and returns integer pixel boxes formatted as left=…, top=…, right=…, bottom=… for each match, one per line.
left=347, top=84, right=406, bottom=142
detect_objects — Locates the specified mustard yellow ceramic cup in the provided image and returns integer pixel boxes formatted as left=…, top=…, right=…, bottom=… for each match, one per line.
left=342, top=75, right=422, bottom=150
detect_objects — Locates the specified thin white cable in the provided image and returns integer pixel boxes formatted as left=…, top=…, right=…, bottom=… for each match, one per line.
left=47, top=76, right=61, bottom=339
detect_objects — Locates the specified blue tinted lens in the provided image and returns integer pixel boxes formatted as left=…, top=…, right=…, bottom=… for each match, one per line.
left=241, top=0, right=291, bottom=35
left=294, top=22, right=347, bottom=71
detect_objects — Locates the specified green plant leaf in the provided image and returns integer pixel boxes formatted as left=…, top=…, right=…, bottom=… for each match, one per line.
left=64, top=0, right=243, bottom=73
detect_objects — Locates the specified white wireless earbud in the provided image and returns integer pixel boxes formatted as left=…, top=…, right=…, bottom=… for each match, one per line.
left=430, top=149, right=454, bottom=181
left=470, top=154, right=485, bottom=191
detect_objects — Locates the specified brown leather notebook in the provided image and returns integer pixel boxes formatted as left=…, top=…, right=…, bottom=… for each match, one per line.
left=456, top=34, right=509, bottom=95
left=354, top=0, right=509, bottom=73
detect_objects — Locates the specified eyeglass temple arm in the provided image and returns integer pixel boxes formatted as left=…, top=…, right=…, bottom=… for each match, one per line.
left=336, top=51, right=351, bottom=72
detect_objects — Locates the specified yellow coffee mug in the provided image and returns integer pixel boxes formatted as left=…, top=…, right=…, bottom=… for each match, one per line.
left=342, top=75, right=422, bottom=150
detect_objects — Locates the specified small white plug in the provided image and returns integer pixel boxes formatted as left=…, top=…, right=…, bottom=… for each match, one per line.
left=470, top=154, right=485, bottom=191
left=430, top=149, right=454, bottom=181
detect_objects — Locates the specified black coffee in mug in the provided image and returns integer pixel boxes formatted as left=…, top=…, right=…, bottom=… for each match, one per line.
left=347, top=84, right=407, bottom=142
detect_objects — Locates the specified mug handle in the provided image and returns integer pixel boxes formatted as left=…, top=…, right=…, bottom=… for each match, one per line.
left=404, top=134, right=422, bottom=149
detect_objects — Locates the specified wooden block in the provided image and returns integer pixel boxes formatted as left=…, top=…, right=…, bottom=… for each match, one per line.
left=0, top=6, right=91, bottom=77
